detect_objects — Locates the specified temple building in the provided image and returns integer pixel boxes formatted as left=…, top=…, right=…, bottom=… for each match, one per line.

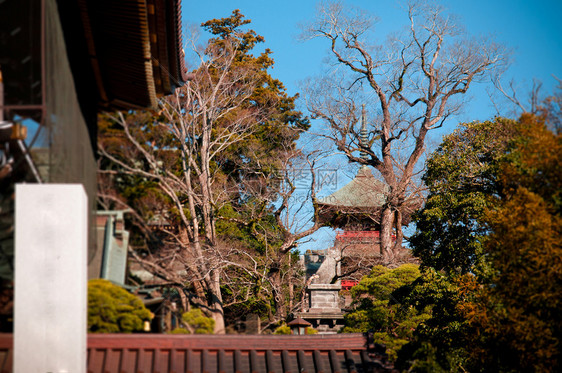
left=296, top=163, right=389, bottom=333
left=318, top=165, right=388, bottom=263
left=296, top=106, right=417, bottom=333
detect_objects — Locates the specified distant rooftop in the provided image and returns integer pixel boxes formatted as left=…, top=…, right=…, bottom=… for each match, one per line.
left=318, top=166, right=388, bottom=209
left=316, top=167, right=388, bottom=228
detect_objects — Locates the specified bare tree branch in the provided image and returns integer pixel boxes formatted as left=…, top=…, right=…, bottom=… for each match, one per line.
left=301, top=1, right=508, bottom=261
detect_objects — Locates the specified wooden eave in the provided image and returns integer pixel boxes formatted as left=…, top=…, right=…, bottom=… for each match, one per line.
left=316, top=203, right=385, bottom=228
left=76, top=0, right=187, bottom=111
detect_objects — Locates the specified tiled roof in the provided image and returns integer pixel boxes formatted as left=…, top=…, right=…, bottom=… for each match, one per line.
left=316, top=167, right=422, bottom=226
left=0, top=333, right=396, bottom=373
left=317, top=167, right=388, bottom=209
left=316, top=167, right=388, bottom=228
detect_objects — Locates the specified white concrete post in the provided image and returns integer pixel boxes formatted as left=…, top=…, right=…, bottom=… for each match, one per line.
left=14, top=184, right=88, bottom=373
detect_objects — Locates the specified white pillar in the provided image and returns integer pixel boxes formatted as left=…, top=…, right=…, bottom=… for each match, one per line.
left=14, top=184, right=88, bottom=373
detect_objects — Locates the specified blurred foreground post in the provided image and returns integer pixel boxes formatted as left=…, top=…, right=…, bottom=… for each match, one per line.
left=14, top=184, right=87, bottom=372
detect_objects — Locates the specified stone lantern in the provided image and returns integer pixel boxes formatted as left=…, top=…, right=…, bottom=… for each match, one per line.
left=287, top=317, right=312, bottom=335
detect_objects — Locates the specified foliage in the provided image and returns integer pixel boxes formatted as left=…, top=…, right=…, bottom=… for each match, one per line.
left=306, top=327, right=318, bottom=335
left=394, top=270, right=471, bottom=372
left=179, top=309, right=215, bottom=334
left=459, top=189, right=561, bottom=371
left=410, top=118, right=517, bottom=274
left=456, top=114, right=562, bottom=372
left=398, top=115, right=562, bottom=372
left=341, top=264, right=430, bottom=361
left=273, top=324, right=291, bottom=335
left=273, top=323, right=318, bottom=335
left=88, top=279, right=151, bottom=333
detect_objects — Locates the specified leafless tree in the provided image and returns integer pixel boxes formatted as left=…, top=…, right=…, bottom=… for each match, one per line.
left=492, top=75, right=562, bottom=133
left=301, top=1, right=508, bottom=261
left=492, top=77, right=543, bottom=115
left=98, top=37, right=271, bottom=333
left=220, top=150, right=326, bottom=323
left=98, top=31, right=327, bottom=332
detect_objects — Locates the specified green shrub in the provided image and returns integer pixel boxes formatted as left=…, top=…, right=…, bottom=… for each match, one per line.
left=273, top=325, right=291, bottom=334
left=88, top=279, right=151, bottom=333
left=181, top=308, right=215, bottom=334
left=342, top=264, right=430, bottom=360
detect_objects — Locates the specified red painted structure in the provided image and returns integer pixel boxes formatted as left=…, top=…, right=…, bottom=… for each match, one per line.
left=341, top=280, right=360, bottom=290
left=335, top=231, right=396, bottom=241
left=336, top=231, right=380, bottom=239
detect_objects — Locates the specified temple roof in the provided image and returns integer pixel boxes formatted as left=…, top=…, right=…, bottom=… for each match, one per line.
left=317, top=166, right=388, bottom=209
left=0, top=0, right=189, bottom=113
left=316, top=166, right=423, bottom=228
left=315, top=166, right=388, bottom=228
left=66, top=0, right=189, bottom=110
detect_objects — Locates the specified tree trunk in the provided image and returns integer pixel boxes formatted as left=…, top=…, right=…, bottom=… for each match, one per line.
left=380, top=206, right=395, bottom=263
left=191, top=279, right=207, bottom=305
left=269, top=254, right=287, bottom=321
left=209, top=270, right=226, bottom=334
left=393, top=209, right=403, bottom=254
left=174, top=285, right=189, bottom=312
left=289, top=282, right=294, bottom=313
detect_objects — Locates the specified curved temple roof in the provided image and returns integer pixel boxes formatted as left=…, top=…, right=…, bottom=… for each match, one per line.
left=317, top=166, right=388, bottom=209
left=316, top=166, right=421, bottom=227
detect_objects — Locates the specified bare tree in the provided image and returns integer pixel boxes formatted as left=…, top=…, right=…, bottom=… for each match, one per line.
left=492, top=75, right=562, bottom=133
left=267, top=152, right=324, bottom=318
left=98, top=36, right=271, bottom=333
left=492, top=77, right=544, bottom=115
left=301, top=1, right=508, bottom=261
left=98, top=9, right=320, bottom=332
left=220, top=150, right=326, bottom=323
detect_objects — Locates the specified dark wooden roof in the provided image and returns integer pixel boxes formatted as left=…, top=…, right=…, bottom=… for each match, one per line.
left=74, top=0, right=189, bottom=110
left=0, top=333, right=396, bottom=373
left=0, top=0, right=188, bottom=113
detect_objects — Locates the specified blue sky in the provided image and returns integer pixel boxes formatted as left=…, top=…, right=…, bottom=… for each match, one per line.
left=184, top=0, right=562, bottom=250
left=185, top=0, right=562, bottom=122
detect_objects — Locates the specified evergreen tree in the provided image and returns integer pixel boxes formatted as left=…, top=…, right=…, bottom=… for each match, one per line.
left=398, top=115, right=562, bottom=372
left=342, top=264, right=430, bottom=361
